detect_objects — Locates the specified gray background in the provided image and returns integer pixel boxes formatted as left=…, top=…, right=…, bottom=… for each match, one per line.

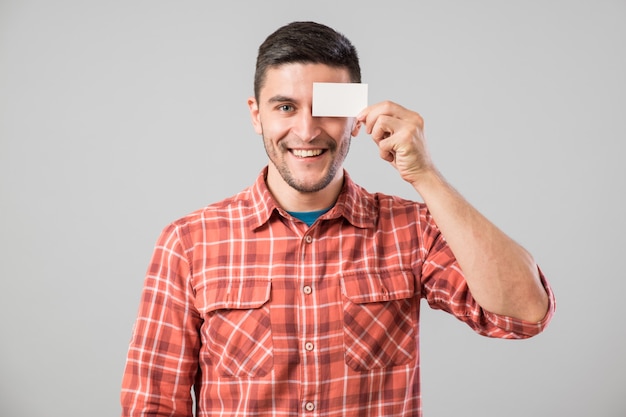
left=1, top=0, right=624, bottom=416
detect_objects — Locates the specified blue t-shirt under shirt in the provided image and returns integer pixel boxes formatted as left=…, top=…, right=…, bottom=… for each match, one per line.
left=287, top=207, right=332, bottom=227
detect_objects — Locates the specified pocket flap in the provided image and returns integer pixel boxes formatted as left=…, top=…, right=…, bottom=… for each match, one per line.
left=194, top=278, right=271, bottom=313
left=342, top=269, right=415, bottom=304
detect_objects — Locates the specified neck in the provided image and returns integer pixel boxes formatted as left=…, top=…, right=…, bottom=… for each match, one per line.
left=265, top=167, right=344, bottom=212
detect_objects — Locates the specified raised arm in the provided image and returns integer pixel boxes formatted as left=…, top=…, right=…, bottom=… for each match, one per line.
left=357, top=101, right=549, bottom=322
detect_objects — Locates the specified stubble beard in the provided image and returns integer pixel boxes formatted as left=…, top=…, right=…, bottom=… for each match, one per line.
left=262, top=132, right=351, bottom=194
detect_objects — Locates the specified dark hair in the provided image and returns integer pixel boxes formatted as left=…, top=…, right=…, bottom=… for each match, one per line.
left=254, top=21, right=361, bottom=99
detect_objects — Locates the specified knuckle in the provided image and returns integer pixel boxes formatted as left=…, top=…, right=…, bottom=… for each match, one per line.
left=381, top=100, right=394, bottom=111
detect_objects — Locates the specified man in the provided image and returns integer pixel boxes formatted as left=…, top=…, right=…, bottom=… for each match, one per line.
left=121, top=21, right=555, bottom=416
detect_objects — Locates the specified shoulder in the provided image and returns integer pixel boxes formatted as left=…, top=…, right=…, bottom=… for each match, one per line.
left=351, top=181, right=428, bottom=218
left=161, top=186, right=256, bottom=243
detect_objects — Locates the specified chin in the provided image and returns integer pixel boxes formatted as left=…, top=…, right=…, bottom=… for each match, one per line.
left=287, top=171, right=340, bottom=193
left=287, top=180, right=329, bottom=194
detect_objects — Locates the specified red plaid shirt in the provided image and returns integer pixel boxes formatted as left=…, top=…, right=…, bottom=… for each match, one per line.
left=121, top=167, right=555, bottom=417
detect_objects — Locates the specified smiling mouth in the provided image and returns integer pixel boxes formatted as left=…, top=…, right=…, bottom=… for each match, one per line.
left=291, top=149, right=325, bottom=158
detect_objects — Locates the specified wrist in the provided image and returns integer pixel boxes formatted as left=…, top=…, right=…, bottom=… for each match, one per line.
left=408, top=167, right=446, bottom=195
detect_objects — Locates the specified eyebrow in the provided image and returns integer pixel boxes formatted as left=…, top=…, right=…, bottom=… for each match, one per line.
left=267, top=95, right=297, bottom=104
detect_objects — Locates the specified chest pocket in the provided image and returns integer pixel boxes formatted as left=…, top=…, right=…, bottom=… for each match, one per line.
left=195, top=278, right=273, bottom=378
left=341, top=269, right=417, bottom=371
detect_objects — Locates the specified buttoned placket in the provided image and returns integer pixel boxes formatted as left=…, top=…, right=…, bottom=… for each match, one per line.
left=300, top=228, right=317, bottom=414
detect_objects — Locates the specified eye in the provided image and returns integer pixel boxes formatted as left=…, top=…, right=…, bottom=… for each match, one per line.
left=277, top=104, right=295, bottom=112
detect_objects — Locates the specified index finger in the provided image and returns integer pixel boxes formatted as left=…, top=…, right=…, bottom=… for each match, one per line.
left=357, top=100, right=421, bottom=134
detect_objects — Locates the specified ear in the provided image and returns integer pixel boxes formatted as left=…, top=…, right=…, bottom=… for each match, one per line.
left=350, top=118, right=362, bottom=137
left=247, top=97, right=263, bottom=135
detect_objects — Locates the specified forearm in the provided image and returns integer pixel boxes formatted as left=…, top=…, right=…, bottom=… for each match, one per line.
left=413, top=169, right=549, bottom=322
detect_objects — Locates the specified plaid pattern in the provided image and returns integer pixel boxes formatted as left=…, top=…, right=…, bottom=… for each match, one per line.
left=121, top=167, right=555, bottom=417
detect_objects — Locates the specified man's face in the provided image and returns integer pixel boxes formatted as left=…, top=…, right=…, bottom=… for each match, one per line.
left=248, top=63, right=361, bottom=196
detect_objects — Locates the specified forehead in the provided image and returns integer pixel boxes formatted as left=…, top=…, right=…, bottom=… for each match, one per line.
left=259, top=63, right=352, bottom=101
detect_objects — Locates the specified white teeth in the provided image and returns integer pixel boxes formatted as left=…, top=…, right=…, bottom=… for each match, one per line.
left=292, top=149, right=323, bottom=158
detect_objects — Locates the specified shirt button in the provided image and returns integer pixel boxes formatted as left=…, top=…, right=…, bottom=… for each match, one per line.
left=303, top=285, right=312, bottom=295
left=305, top=342, right=314, bottom=351
left=305, top=402, right=315, bottom=411
left=304, top=235, right=313, bottom=243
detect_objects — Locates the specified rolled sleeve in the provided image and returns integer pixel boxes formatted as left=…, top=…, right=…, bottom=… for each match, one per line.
left=479, top=268, right=555, bottom=338
left=420, top=231, right=555, bottom=339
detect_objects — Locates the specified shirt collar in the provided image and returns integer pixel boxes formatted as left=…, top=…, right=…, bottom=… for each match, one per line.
left=248, top=166, right=377, bottom=230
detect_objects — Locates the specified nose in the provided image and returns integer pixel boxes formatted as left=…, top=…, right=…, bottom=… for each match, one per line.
left=292, top=110, right=322, bottom=142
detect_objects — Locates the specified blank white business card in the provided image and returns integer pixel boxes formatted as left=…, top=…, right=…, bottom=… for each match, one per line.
left=312, top=82, right=368, bottom=117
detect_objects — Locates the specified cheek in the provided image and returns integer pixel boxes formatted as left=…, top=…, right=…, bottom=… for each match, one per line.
left=260, top=117, right=292, bottom=140
left=324, top=119, right=353, bottom=139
